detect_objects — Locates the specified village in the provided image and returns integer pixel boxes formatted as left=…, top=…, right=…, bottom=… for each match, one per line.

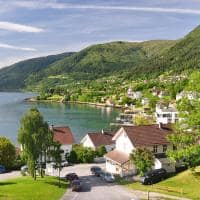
left=1, top=1, right=200, bottom=199
left=0, top=71, right=199, bottom=200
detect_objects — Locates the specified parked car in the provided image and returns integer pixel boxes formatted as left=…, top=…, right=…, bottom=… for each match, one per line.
left=102, top=172, right=115, bottom=183
left=99, top=170, right=105, bottom=180
left=20, top=165, right=28, bottom=173
left=140, top=168, right=167, bottom=185
left=90, top=166, right=102, bottom=176
left=0, top=165, right=6, bottom=174
left=61, top=161, right=69, bottom=167
left=65, top=173, right=79, bottom=182
left=71, top=179, right=82, bottom=192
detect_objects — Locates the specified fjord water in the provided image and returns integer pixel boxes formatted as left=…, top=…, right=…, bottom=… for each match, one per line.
left=0, top=92, right=119, bottom=144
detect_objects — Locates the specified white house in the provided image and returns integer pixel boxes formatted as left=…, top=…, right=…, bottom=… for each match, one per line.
left=141, top=98, right=149, bottom=106
left=80, top=131, right=115, bottom=152
left=127, top=88, right=142, bottom=100
left=155, top=104, right=178, bottom=124
left=176, top=91, right=199, bottom=101
left=51, top=126, right=75, bottom=161
left=105, top=124, right=175, bottom=177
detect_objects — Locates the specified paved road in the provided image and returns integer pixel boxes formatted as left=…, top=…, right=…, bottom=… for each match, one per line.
left=0, top=171, right=21, bottom=181
left=59, top=164, right=140, bottom=200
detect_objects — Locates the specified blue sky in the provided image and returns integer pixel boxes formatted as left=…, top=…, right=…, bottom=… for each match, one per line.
left=0, top=0, right=200, bottom=68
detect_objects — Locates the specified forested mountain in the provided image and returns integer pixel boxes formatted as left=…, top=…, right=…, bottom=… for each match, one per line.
left=0, top=25, right=200, bottom=91
left=0, top=52, right=73, bottom=90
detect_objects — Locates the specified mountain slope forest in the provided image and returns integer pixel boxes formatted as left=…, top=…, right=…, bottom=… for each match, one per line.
left=0, top=25, right=199, bottom=98
left=0, top=52, right=73, bottom=90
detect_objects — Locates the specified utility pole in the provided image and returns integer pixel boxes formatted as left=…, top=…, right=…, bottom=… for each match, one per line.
left=147, top=191, right=150, bottom=200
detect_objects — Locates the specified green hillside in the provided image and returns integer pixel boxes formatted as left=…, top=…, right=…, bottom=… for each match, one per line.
left=0, top=52, right=73, bottom=90
left=38, top=40, right=175, bottom=80
left=25, top=40, right=175, bottom=90
left=0, top=25, right=200, bottom=92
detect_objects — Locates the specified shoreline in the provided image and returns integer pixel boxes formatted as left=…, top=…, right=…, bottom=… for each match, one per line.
left=24, top=97, right=124, bottom=109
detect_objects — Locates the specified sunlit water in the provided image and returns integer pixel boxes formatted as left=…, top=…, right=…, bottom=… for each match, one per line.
left=0, top=92, right=119, bottom=144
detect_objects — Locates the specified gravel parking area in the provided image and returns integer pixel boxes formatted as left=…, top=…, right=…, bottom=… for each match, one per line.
left=56, top=164, right=139, bottom=200
left=0, top=171, right=21, bottom=181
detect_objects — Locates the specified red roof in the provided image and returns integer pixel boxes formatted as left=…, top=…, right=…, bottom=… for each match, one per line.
left=121, top=124, right=172, bottom=147
left=52, top=126, right=75, bottom=145
left=87, top=132, right=114, bottom=147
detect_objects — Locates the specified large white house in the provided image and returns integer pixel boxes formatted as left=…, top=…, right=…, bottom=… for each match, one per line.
left=105, top=124, right=175, bottom=177
left=155, top=104, right=178, bottom=124
left=80, top=131, right=115, bottom=152
left=51, top=126, right=75, bottom=160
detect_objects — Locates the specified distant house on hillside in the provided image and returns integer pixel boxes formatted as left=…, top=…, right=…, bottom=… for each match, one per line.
left=141, top=98, right=149, bottom=106
left=80, top=131, right=115, bottom=152
left=105, top=124, right=176, bottom=177
left=51, top=126, right=75, bottom=160
left=105, top=99, right=115, bottom=107
left=155, top=104, right=178, bottom=124
left=176, top=91, right=199, bottom=101
left=127, top=88, right=142, bottom=100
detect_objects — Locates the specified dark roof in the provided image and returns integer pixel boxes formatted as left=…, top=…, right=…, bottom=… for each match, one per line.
left=52, top=126, right=75, bottom=145
left=122, top=124, right=172, bottom=147
left=105, top=149, right=129, bottom=165
left=87, top=132, right=114, bottom=147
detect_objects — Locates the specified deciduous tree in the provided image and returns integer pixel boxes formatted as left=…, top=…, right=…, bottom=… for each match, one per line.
left=18, top=107, right=53, bottom=180
left=0, top=137, right=16, bottom=169
left=130, top=148, right=154, bottom=176
left=167, top=71, right=200, bottom=168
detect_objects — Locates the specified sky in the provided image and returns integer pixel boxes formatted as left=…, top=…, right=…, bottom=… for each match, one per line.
left=0, top=0, right=200, bottom=68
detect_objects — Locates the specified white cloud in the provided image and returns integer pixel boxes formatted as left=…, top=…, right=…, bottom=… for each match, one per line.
left=0, top=43, right=37, bottom=51
left=7, top=1, right=200, bottom=15
left=0, top=21, right=44, bottom=33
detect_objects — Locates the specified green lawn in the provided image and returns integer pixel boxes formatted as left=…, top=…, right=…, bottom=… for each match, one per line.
left=119, top=169, right=200, bottom=199
left=0, top=176, right=68, bottom=200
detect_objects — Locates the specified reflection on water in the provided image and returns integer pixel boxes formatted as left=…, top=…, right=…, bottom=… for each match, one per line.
left=0, top=92, right=119, bottom=144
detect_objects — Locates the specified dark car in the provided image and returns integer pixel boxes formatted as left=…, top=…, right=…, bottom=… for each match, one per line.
left=0, top=165, right=6, bottom=174
left=71, top=179, right=82, bottom=192
left=90, top=166, right=102, bottom=176
left=65, top=173, right=79, bottom=182
left=140, top=168, right=167, bottom=185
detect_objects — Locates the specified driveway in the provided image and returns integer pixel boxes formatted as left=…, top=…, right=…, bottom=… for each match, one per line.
left=58, top=163, right=140, bottom=200
left=0, top=171, right=21, bottom=181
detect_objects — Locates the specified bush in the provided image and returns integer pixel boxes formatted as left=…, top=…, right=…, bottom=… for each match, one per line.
left=0, top=137, right=16, bottom=169
left=66, top=150, right=78, bottom=163
left=67, top=145, right=96, bottom=163
left=96, top=145, right=107, bottom=157
left=11, top=155, right=26, bottom=170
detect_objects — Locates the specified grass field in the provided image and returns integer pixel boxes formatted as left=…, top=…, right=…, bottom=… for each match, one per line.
left=0, top=176, right=68, bottom=200
left=119, top=169, right=200, bottom=199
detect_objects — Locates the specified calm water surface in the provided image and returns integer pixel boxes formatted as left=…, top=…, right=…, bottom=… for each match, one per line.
left=0, top=92, right=119, bottom=144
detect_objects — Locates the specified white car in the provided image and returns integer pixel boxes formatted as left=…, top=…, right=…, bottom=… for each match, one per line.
left=61, top=161, right=69, bottom=167
left=103, top=172, right=115, bottom=183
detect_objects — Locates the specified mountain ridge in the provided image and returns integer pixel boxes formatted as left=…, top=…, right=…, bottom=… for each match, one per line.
left=0, top=25, right=200, bottom=91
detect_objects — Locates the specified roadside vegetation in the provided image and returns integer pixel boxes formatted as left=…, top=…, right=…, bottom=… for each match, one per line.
left=67, top=144, right=107, bottom=163
left=118, top=168, right=200, bottom=199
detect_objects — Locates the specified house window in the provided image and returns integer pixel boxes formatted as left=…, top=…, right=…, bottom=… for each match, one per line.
left=153, top=145, right=158, bottom=153
left=163, top=145, right=167, bottom=152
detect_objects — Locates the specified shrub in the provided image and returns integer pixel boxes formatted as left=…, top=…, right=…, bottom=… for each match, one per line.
left=0, top=137, right=16, bottom=169
left=96, top=145, right=107, bottom=157
left=67, top=144, right=96, bottom=163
